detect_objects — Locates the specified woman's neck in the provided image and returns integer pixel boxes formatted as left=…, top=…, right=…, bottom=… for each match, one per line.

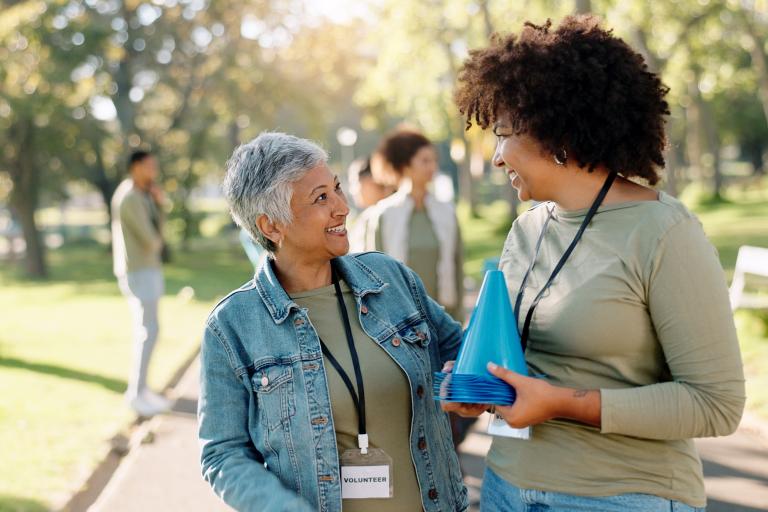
left=271, top=256, right=333, bottom=294
left=551, top=168, right=650, bottom=211
left=407, top=181, right=428, bottom=210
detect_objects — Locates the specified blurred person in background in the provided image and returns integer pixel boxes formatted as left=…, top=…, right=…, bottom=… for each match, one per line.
left=111, top=150, right=172, bottom=418
left=351, top=129, right=464, bottom=323
left=198, top=132, right=468, bottom=512
left=444, top=15, right=745, bottom=511
left=346, top=156, right=394, bottom=212
left=347, top=156, right=393, bottom=256
left=348, top=130, right=475, bottom=451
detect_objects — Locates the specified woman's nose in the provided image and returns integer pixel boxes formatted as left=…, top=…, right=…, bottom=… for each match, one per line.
left=334, top=190, right=350, bottom=216
left=492, top=146, right=505, bottom=168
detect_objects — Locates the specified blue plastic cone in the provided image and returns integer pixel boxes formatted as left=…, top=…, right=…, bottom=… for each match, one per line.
left=453, top=270, right=527, bottom=376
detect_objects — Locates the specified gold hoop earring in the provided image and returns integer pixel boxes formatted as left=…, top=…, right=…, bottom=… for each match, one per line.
left=554, top=149, right=567, bottom=166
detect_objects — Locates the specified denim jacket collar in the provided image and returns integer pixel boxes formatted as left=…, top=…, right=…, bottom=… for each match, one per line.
left=254, top=254, right=388, bottom=324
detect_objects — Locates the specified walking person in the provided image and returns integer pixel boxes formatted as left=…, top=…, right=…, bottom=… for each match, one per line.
left=112, top=150, right=171, bottom=417
left=444, top=15, right=745, bottom=511
left=198, top=132, right=468, bottom=512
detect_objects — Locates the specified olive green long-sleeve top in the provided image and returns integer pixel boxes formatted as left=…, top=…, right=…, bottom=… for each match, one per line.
left=489, top=192, right=745, bottom=508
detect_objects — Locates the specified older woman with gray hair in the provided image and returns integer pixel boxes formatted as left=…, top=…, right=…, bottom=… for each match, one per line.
left=198, top=132, right=468, bottom=512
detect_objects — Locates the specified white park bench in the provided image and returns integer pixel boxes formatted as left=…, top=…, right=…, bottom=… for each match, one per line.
left=729, top=245, right=768, bottom=310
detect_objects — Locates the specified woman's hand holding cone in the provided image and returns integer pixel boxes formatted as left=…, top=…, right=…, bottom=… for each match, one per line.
left=438, top=360, right=488, bottom=417
left=486, top=362, right=602, bottom=428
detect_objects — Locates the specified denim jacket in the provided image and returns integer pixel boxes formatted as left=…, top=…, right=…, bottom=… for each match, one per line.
left=198, top=252, right=469, bottom=512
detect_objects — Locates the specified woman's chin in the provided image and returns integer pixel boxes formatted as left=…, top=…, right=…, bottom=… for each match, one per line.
left=330, top=238, right=350, bottom=257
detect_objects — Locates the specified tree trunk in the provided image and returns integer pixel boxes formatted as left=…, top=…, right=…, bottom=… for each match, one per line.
left=685, top=75, right=704, bottom=181
left=741, top=11, right=768, bottom=135
left=228, top=121, right=240, bottom=149
left=457, top=148, right=477, bottom=217
left=701, top=96, right=723, bottom=200
left=91, top=143, right=118, bottom=229
left=478, top=0, right=495, bottom=37
left=575, top=0, right=592, bottom=14
left=687, top=69, right=723, bottom=200
left=664, top=142, right=679, bottom=197
left=8, top=120, right=47, bottom=278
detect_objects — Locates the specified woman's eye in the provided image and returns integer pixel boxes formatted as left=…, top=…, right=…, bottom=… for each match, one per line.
left=315, top=193, right=327, bottom=203
left=493, top=128, right=511, bottom=140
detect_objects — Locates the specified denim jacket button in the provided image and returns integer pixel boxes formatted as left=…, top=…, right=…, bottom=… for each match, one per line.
left=360, top=305, right=369, bottom=314
left=418, top=437, right=427, bottom=450
left=392, top=337, right=401, bottom=347
left=261, top=376, right=269, bottom=387
left=416, top=385, right=424, bottom=398
left=428, top=489, right=438, bottom=500
left=294, top=318, right=304, bottom=326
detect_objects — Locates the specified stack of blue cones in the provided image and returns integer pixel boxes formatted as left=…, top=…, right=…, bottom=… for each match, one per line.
left=433, top=270, right=527, bottom=406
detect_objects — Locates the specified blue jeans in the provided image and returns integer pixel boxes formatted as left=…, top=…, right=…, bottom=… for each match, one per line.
left=481, top=467, right=705, bottom=511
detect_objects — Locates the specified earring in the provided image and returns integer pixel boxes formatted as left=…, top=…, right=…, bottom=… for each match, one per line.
left=554, top=149, right=567, bottom=166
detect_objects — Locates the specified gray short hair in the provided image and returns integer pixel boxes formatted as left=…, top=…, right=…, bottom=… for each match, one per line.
left=223, top=132, right=328, bottom=253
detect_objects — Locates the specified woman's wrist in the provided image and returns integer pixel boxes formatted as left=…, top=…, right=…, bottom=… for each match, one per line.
left=551, top=385, right=602, bottom=427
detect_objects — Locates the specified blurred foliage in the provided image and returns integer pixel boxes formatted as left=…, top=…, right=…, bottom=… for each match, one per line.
left=0, top=0, right=767, bottom=277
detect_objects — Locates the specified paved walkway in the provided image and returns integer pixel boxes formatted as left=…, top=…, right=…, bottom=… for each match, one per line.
left=85, top=357, right=768, bottom=511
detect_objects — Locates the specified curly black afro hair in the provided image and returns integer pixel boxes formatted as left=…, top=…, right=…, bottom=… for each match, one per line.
left=454, top=15, right=670, bottom=185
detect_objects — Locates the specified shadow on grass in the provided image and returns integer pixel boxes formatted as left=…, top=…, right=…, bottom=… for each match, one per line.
left=0, top=494, right=49, bottom=512
left=0, top=356, right=126, bottom=393
left=0, top=242, right=254, bottom=303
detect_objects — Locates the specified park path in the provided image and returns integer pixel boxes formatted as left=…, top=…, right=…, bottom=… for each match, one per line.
left=82, top=355, right=768, bottom=512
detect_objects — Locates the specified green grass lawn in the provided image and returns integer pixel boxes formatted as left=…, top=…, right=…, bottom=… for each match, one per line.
left=0, top=236, right=253, bottom=511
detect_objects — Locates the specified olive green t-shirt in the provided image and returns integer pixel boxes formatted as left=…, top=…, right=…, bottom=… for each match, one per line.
left=291, top=283, right=422, bottom=511
left=489, top=192, right=745, bottom=508
left=406, top=210, right=440, bottom=300
left=375, top=210, right=465, bottom=322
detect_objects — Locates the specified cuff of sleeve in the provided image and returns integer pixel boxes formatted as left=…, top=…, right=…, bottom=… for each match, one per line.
left=600, top=388, right=625, bottom=435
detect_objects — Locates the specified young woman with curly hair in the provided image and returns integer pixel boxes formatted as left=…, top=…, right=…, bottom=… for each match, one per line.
left=443, top=15, right=744, bottom=511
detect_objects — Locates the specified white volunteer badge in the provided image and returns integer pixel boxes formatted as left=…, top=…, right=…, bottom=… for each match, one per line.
left=339, top=440, right=393, bottom=499
left=487, top=412, right=532, bottom=440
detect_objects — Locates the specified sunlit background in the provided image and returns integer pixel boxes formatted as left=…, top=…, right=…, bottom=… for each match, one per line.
left=1, top=1, right=768, bottom=511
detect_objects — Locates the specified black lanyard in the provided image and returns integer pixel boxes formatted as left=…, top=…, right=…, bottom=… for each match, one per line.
left=514, top=172, right=618, bottom=352
left=318, top=262, right=367, bottom=444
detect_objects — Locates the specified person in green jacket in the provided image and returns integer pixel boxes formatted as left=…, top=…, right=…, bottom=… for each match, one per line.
left=444, top=15, right=745, bottom=511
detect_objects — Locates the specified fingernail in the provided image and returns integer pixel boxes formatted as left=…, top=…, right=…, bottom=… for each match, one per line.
left=487, top=362, right=497, bottom=371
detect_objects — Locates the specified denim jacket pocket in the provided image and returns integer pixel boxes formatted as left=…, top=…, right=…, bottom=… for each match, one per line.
left=398, top=320, right=431, bottom=348
left=251, top=360, right=296, bottom=431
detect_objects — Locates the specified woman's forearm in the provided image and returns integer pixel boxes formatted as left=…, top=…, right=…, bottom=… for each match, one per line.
left=551, top=387, right=601, bottom=428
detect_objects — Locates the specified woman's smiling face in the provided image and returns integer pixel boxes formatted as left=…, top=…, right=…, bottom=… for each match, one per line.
left=491, top=115, right=560, bottom=203
left=278, top=163, right=350, bottom=263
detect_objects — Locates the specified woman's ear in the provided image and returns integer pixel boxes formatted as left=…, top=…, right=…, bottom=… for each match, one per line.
left=255, top=214, right=283, bottom=248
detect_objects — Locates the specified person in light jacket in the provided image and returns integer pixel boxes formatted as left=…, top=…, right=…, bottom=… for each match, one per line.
left=350, top=128, right=465, bottom=323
